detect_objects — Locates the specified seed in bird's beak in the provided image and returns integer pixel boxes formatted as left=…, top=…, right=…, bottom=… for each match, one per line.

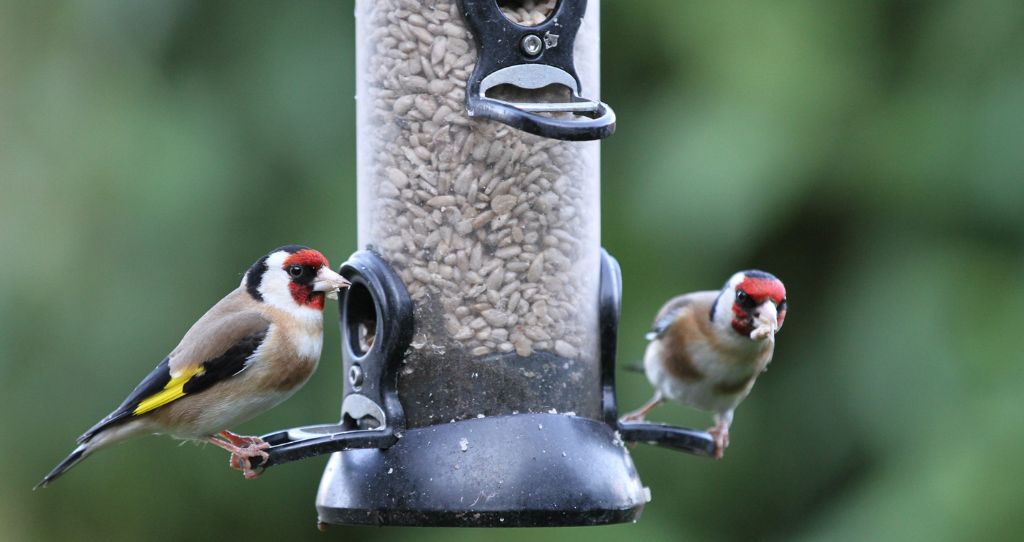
left=750, top=301, right=779, bottom=341
left=313, top=267, right=351, bottom=299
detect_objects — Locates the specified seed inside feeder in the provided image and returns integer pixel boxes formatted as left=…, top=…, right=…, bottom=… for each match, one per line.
left=355, top=0, right=602, bottom=425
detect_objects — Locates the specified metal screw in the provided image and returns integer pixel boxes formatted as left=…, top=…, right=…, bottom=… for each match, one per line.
left=521, top=34, right=543, bottom=57
left=349, top=364, right=364, bottom=388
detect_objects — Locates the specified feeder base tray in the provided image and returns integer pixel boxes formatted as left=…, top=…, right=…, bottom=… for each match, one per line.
left=315, top=412, right=648, bottom=527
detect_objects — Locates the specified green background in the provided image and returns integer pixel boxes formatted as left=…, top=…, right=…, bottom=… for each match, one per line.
left=2, top=1, right=1022, bottom=540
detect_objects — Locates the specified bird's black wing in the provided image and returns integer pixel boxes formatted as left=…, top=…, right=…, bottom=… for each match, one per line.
left=77, top=328, right=268, bottom=444
left=181, top=330, right=267, bottom=395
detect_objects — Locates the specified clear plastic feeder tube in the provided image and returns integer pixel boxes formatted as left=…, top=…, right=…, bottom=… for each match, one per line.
left=355, top=0, right=602, bottom=426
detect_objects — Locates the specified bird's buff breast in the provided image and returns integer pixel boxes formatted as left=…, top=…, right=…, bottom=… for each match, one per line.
left=645, top=339, right=761, bottom=414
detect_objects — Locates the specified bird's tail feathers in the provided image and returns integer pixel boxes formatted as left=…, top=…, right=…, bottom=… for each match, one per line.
left=36, top=418, right=149, bottom=489
left=35, top=443, right=89, bottom=490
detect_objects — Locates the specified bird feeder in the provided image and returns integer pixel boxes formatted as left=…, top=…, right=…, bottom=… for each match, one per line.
left=253, top=0, right=715, bottom=527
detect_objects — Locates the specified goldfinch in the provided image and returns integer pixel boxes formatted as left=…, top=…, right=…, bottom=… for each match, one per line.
left=37, top=245, right=350, bottom=487
left=622, top=270, right=787, bottom=459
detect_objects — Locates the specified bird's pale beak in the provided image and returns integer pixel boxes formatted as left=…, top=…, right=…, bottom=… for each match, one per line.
left=752, top=301, right=779, bottom=340
left=758, top=301, right=778, bottom=327
left=313, top=267, right=351, bottom=300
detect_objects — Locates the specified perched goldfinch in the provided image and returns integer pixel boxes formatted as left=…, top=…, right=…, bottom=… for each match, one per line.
left=37, top=245, right=350, bottom=487
left=622, top=270, right=787, bottom=459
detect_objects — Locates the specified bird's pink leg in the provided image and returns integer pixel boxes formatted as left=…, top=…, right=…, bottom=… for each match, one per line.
left=208, top=433, right=269, bottom=479
left=220, top=430, right=269, bottom=449
left=621, top=392, right=663, bottom=422
left=707, top=411, right=733, bottom=459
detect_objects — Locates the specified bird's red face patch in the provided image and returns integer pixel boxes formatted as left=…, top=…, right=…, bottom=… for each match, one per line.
left=731, top=275, right=787, bottom=335
left=290, top=284, right=325, bottom=310
left=284, top=249, right=330, bottom=310
left=737, top=277, right=786, bottom=306
left=284, top=249, right=329, bottom=270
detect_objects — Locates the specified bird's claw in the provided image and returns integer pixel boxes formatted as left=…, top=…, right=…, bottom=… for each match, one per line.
left=237, top=457, right=266, bottom=479
left=228, top=444, right=270, bottom=479
left=215, top=432, right=270, bottom=479
left=707, top=426, right=729, bottom=459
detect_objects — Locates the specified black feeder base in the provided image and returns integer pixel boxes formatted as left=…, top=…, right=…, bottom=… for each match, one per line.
left=315, top=413, right=648, bottom=527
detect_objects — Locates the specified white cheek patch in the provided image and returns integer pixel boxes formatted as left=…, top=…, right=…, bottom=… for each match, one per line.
left=258, top=252, right=294, bottom=308
left=712, top=293, right=735, bottom=328
left=255, top=252, right=327, bottom=322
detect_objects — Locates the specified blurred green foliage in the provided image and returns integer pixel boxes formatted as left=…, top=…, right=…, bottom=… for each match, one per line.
left=1, top=1, right=1022, bottom=541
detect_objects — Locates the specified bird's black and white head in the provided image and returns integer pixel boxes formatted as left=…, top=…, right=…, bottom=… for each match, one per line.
left=242, top=245, right=349, bottom=315
left=711, top=270, right=787, bottom=340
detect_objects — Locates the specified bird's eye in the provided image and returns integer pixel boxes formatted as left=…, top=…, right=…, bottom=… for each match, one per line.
left=288, top=265, right=304, bottom=278
left=735, top=289, right=757, bottom=309
left=778, top=298, right=788, bottom=311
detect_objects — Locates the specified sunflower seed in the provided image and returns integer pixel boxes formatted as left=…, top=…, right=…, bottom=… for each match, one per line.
left=357, top=0, right=597, bottom=365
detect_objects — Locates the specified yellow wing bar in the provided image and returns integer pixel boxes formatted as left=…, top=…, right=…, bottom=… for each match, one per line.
left=133, top=366, right=206, bottom=415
